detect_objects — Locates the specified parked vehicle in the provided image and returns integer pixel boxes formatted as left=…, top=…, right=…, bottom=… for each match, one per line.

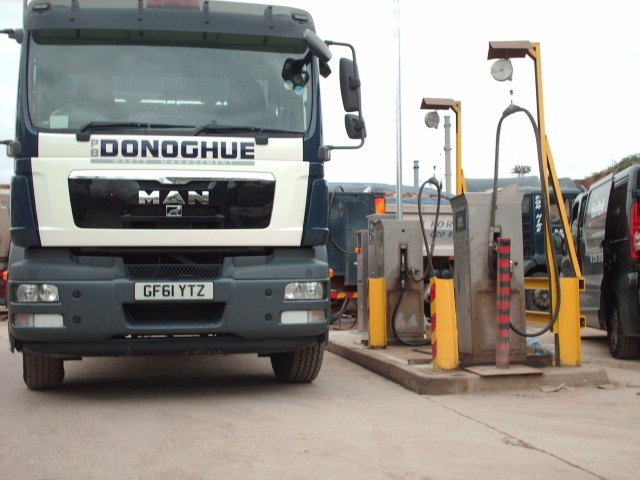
left=3, top=0, right=365, bottom=389
left=563, top=164, right=640, bottom=358
left=0, top=185, right=9, bottom=306
left=327, top=183, right=454, bottom=321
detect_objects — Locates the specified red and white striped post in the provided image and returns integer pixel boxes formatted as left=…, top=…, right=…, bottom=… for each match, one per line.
left=496, top=238, right=511, bottom=368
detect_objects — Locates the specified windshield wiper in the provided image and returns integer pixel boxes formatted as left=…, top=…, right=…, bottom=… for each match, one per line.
left=194, top=122, right=298, bottom=145
left=76, top=122, right=194, bottom=141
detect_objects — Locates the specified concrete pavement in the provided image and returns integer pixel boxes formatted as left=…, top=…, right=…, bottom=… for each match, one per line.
left=327, top=327, right=611, bottom=395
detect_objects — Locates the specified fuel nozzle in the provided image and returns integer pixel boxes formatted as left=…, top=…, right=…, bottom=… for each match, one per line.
left=399, top=244, right=408, bottom=288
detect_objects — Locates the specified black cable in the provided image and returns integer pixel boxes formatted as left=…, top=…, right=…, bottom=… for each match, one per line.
left=332, top=296, right=357, bottom=330
left=413, top=177, right=442, bottom=282
left=493, top=104, right=561, bottom=337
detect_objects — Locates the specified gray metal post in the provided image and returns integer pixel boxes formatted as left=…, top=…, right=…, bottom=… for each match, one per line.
left=413, top=160, right=419, bottom=188
left=444, top=115, right=452, bottom=194
left=394, top=0, right=403, bottom=219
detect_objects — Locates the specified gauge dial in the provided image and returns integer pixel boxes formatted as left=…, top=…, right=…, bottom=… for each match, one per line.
left=491, top=58, right=513, bottom=82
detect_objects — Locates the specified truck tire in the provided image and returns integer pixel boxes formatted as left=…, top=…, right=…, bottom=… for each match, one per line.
left=270, top=343, right=324, bottom=383
left=525, top=271, right=549, bottom=312
left=606, top=302, right=640, bottom=359
left=22, top=352, right=65, bottom=390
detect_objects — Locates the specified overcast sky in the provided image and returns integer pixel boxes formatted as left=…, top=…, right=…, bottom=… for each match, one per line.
left=1, top=0, right=638, bottom=190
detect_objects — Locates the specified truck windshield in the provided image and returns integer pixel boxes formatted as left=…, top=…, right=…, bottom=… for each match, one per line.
left=27, top=29, right=313, bottom=134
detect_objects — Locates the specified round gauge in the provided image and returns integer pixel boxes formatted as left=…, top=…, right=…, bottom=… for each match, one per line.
left=424, top=111, right=440, bottom=129
left=491, top=58, right=513, bottom=82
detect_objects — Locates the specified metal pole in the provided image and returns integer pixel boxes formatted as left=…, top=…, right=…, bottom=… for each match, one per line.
left=413, top=160, right=419, bottom=188
left=444, top=115, right=452, bottom=194
left=394, top=0, right=403, bottom=219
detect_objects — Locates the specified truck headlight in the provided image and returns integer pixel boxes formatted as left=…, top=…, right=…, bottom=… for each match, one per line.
left=284, top=282, right=325, bottom=300
left=15, top=283, right=60, bottom=303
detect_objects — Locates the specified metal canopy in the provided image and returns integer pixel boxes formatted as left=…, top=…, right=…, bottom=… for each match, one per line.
left=487, top=41, right=533, bottom=59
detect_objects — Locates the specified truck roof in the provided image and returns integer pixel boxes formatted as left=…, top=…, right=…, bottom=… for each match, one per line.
left=24, top=0, right=316, bottom=38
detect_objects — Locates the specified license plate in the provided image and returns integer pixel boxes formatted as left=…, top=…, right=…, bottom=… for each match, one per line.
left=135, top=282, right=214, bottom=301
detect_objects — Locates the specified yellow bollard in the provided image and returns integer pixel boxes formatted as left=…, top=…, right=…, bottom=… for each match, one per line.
left=430, top=277, right=459, bottom=370
left=368, top=277, right=387, bottom=348
left=552, top=277, right=582, bottom=366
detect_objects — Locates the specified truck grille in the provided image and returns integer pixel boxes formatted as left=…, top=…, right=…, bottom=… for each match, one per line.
left=124, top=302, right=224, bottom=324
left=127, top=264, right=222, bottom=280
left=69, top=177, right=274, bottom=229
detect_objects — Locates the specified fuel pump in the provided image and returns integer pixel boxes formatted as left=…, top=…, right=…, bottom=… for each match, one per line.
left=369, top=218, right=425, bottom=344
left=358, top=177, right=444, bottom=346
left=451, top=191, right=527, bottom=364
left=451, top=40, right=583, bottom=366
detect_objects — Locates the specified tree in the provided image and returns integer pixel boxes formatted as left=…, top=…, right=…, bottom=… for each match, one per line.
left=615, top=153, right=640, bottom=172
left=511, top=164, right=531, bottom=177
left=590, top=153, right=640, bottom=178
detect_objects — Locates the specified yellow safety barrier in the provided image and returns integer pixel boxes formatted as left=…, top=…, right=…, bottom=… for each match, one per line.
left=368, top=278, right=387, bottom=348
left=552, top=277, right=582, bottom=366
left=430, top=278, right=459, bottom=370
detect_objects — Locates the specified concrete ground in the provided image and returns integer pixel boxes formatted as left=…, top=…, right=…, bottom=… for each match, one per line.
left=2, top=316, right=639, bottom=479
left=328, top=324, right=616, bottom=395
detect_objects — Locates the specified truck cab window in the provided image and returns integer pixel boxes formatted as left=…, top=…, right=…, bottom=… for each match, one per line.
left=27, top=30, right=313, bottom=133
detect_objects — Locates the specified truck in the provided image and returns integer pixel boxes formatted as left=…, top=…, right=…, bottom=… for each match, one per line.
left=327, top=176, right=582, bottom=323
left=0, top=185, right=9, bottom=306
left=2, top=0, right=366, bottom=389
left=327, top=183, right=454, bottom=323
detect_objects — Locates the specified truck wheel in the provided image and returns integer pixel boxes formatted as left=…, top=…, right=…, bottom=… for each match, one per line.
left=606, top=302, right=640, bottom=359
left=525, top=272, right=549, bottom=312
left=22, top=352, right=65, bottom=390
left=270, top=343, right=324, bottom=383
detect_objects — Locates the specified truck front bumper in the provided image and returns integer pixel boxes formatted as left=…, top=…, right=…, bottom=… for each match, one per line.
left=8, top=248, right=330, bottom=357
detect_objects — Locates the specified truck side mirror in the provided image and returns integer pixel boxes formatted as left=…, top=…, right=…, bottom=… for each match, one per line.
left=339, top=58, right=360, bottom=113
left=345, top=114, right=366, bottom=140
left=318, top=40, right=366, bottom=159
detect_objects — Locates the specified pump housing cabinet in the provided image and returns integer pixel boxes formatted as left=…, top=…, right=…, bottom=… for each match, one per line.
left=451, top=192, right=527, bottom=364
left=369, top=218, right=425, bottom=343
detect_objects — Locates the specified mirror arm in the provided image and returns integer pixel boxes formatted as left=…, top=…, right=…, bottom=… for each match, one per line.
left=1, top=28, right=24, bottom=44
left=318, top=138, right=365, bottom=161
left=1, top=140, right=21, bottom=157
left=319, top=40, right=366, bottom=160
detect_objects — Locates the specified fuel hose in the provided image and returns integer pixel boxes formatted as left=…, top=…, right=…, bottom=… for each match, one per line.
left=492, top=104, right=561, bottom=337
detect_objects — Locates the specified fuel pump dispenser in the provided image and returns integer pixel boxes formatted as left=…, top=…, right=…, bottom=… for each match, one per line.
left=451, top=192, right=527, bottom=364
left=356, top=175, right=447, bottom=346
left=355, top=214, right=389, bottom=335
left=445, top=40, right=584, bottom=367
left=367, top=218, right=426, bottom=344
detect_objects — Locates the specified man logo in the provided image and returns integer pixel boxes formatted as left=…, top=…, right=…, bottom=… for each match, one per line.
left=166, top=205, right=183, bottom=217
left=139, top=190, right=209, bottom=205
